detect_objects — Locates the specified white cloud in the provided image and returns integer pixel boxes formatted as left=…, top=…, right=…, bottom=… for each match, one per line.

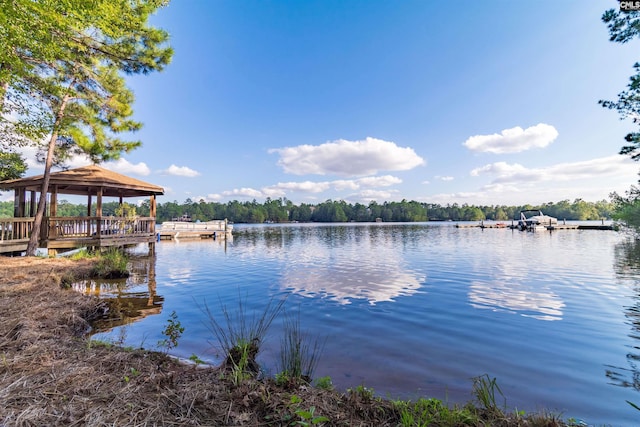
left=354, top=189, right=398, bottom=201
left=19, top=146, right=44, bottom=171
left=161, top=164, right=201, bottom=177
left=269, top=137, right=425, bottom=176
left=427, top=182, right=619, bottom=207
left=16, top=146, right=151, bottom=178
left=355, top=175, right=402, bottom=187
left=269, top=181, right=332, bottom=193
left=464, top=123, right=558, bottom=154
left=258, top=175, right=402, bottom=197
left=104, top=158, right=151, bottom=176
left=62, top=155, right=92, bottom=170
left=13, top=145, right=150, bottom=177
left=222, top=187, right=264, bottom=198
left=200, top=174, right=404, bottom=203
left=424, top=155, right=638, bottom=206
left=331, top=180, right=360, bottom=191
left=435, top=175, right=454, bottom=181
left=470, top=155, right=637, bottom=185
left=194, top=193, right=222, bottom=202
left=262, top=187, right=287, bottom=198
left=470, top=162, right=530, bottom=178
left=13, top=145, right=92, bottom=172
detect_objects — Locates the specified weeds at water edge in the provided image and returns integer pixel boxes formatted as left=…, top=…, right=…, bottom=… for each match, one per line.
left=395, top=397, right=478, bottom=427
left=202, top=293, right=285, bottom=383
left=472, top=374, right=505, bottom=415
left=277, top=310, right=325, bottom=386
left=91, top=247, right=130, bottom=279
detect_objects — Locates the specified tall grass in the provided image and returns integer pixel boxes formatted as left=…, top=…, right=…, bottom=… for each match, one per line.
left=278, top=310, right=325, bottom=384
left=471, top=374, right=505, bottom=415
left=202, top=293, right=286, bottom=382
left=396, top=398, right=478, bottom=427
left=91, top=247, right=130, bottom=278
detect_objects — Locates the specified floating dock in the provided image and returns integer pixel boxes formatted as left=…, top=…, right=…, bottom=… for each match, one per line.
left=455, top=221, right=613, bottom=231
left=156, top=219, right=232, bottom=241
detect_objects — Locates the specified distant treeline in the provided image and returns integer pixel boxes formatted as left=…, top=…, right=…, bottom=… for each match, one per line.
left=0, top=198, right=614, bottom=223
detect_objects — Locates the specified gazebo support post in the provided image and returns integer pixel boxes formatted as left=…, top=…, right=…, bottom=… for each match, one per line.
left=13, top=188, right=26, bottom=218
left=148, top=194, right=157, bottom=254
left=30, top=191, right=36, bottom=217
left=96, top=188, right=103, bottom=243
left=49, top=186, right=58, bottom=238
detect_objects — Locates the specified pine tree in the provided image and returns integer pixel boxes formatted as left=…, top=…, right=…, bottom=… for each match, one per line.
left=0, top=0, right=173, bottom=255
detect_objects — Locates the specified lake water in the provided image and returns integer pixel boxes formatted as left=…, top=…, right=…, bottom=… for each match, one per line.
left=84, top=222, right=640, bottom=426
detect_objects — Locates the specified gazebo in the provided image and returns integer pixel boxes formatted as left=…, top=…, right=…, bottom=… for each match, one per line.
left=0, top=165, right=163, bottom=254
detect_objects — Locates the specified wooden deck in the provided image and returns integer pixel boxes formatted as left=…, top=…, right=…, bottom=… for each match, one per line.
left=0, top=216, right=156, bottom=255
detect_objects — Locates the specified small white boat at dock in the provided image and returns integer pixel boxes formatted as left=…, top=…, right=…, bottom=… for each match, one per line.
left=517, top=209, right=557, bottom=231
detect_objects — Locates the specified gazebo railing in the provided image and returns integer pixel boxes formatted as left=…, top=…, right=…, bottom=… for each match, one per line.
left=47, top=216, right=155, bottom=238
left=0, top=216, right=155, bottom=242
left=0, top=217, right=34, bottom=242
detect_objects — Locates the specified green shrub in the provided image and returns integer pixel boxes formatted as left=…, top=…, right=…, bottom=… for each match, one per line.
left=314, top=376, right=333, bottom=390
left=157, top=310, right=184, bottom=352
left=92, top=247, right=129, bottom=278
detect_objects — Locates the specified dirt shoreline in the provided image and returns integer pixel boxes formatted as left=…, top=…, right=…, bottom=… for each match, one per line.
left=0, top=257, right=402, bottom=426
left=0, top=257, right=569, bottom=426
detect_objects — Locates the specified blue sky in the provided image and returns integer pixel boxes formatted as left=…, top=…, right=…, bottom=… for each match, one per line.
left=6, top=0, right=640, bottom=206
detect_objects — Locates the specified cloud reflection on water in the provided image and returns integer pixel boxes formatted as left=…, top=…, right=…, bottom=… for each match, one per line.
left=238, top=224, right=426, bottom=305
left=281, top=260, right=425, bottom=305
left=468, top=279, right=564, bottom=321
left=460, top=230, right=566, bottom=321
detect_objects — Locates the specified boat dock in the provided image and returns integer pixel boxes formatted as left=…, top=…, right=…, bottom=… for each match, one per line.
left=156, top=219, right=232, bottom=241
left=455, top=221, right=613, bottom=231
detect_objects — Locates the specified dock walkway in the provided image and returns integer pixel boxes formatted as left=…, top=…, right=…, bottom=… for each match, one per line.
left=455, top=222, right=613, bottom=231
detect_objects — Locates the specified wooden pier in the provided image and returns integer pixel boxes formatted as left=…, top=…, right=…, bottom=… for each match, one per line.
left=455, top=221, right=613, bottom=231
left=156, top=220, right=232, bottom=241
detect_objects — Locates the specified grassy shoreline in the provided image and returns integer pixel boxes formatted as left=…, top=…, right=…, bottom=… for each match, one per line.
left=0, top=256, right=581, bottom=426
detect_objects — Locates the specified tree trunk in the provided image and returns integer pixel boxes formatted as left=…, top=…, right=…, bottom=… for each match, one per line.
left=25, top=94, right=70, bottom=256
left=0, top=80, right=7, bottom=110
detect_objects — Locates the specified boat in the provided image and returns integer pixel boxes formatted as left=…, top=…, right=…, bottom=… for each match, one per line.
left=517, top=209, right=557, bottom=231
left=158, top=219, right=233, bottom=240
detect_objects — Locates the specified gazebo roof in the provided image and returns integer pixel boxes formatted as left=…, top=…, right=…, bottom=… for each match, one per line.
left=0, top=165, right=164, bottom=198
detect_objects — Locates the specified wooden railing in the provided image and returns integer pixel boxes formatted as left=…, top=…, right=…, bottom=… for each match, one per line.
left=47, top=216, right=155, bottom=239
left=0, top=217, right=34, bottom=242
left=0, top=216, right=156, bottom=242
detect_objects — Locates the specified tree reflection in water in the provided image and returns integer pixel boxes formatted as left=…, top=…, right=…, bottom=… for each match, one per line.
left=609, top=238, right=640, bottom=391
